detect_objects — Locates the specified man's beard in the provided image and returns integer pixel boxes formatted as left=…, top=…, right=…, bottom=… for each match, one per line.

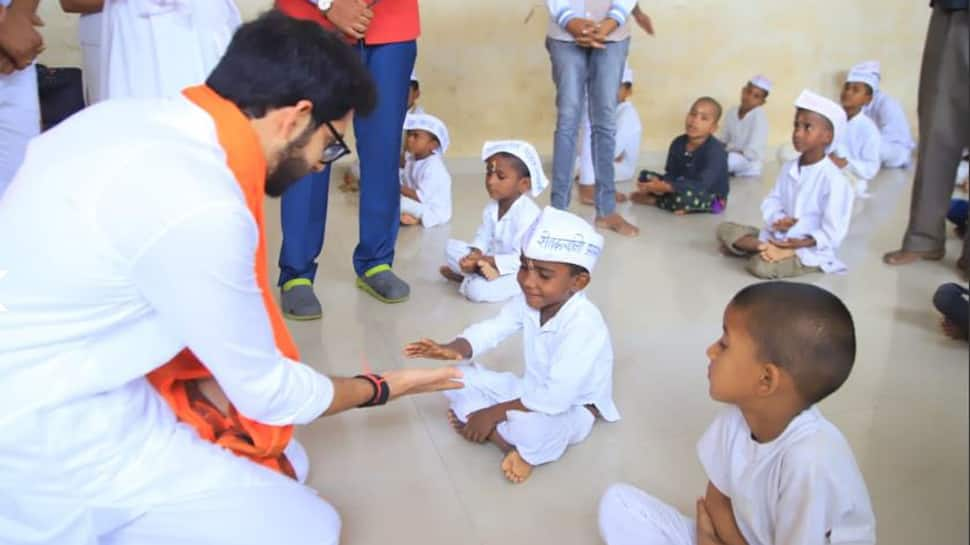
left=265, top=125, right=316, bottom=197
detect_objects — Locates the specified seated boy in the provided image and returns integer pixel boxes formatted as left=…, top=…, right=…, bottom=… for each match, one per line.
left=576, top=63, right=642, bottom=205
left=400, top=113, right=452, bottom=228
left=831, top=67, right=881, bottom=197
left=599, top=281, right=876, bottom=545
left=441, top=140, right=547, bottom=303
left=721, top=75, right=771, bottom=178
left=934, top=283, right=969, bottom=342
left=717, top=90, right=855, bottom=279
left=858, top=61, right=915, bottom=169
left=405, top=207, right=619, bottom=484
left=630, top=97, right=729, bottom=214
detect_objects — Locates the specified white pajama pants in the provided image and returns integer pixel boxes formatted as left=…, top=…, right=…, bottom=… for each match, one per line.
left=598, top=483, right=696, bottom=545
left=0, top=65, right=41, bottom=198
left=880, top=141, right=913, bottom=169
left=443, top=363, right=595, bottom=466
left=401, top=195, right=424, bottom=219
left=444, top=240, right=521, bottom=303
left=727, top=151, right=762, bottom=177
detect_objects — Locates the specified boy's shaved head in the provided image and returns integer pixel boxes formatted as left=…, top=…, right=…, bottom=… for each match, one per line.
left=730, top=281, right=856, bottom=405
left=694, top=96, right=723, bottom=122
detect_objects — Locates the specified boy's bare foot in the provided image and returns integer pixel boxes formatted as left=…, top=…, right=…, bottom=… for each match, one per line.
left=501, top=450, right=533, bottom=484
left=595, top=213, right=639, bottom=237
left=673, top=209, right=687, bottom=216
left=629, top=192, right=656, bottom=206
left=439, top=266, right=464, bottom=283
left=447, top=410, right=467, bottom=435
left=615, top=192, right=628, bottom=203
left=477, top=260, right=500, bottom=281
left=578, top=184, right=595, bottom=205
left=941, top=318, right=969, bottom=341
left=400, top=213, right=420, bottom=226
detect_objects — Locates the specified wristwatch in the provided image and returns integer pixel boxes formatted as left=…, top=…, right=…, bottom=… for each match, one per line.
left=317, top=0, right=333, bottom=12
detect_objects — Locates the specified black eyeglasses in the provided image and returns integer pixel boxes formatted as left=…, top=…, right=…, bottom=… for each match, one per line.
left=320, top=120, right=351, bottom=165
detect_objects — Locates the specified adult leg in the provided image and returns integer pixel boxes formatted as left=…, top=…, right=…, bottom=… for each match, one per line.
left=598, top=483, right=696, bottom=545
left=546, top=38, right=589, bottom=211
left=0, top=64, right=40, bottom=198
left=887, top=8, right=969, bottom=263
left=353, top=41, right=416, bottom=300
left=278, top=166, right=332, bottom=319
left=587, top=38, right=628, bottom=218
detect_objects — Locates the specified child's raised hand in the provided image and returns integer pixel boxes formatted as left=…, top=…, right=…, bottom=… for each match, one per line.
left=459, top=250, right=482, bottom=273
left=771, top=216, right=798, bottom=232
left=476, top=257, right=500, bottom=281
left=402, top=338, right=464, bottom=361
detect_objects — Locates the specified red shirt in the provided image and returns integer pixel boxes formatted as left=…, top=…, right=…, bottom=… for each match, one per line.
left=275, top=0, right=420, bottom=45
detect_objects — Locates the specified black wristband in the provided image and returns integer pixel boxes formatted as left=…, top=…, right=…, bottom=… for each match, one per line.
left=355, top=373, right=390, bottom=408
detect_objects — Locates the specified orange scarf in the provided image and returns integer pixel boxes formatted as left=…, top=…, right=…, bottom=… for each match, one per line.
left=146, top=85, right=299, bottom=479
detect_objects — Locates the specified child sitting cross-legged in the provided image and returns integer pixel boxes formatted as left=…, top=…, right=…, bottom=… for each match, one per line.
left=406, top=207, right=619, bottom=484
left=630, top=97, right=729, bottom=214
left=599, top=281, right=876, bottom=545
left=440, top=140, right=547, bottom=303
left=400, top=113, right=452, bottom=227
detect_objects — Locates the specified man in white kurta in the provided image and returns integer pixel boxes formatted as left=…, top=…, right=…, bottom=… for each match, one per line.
left=98, top=0, right=241, bottom=100
left=0, top=14, right=459, bottom=545
left=721, top=75, right=772, bottom=178
left=856, top=61, right=915, bottom=169
left=444, top=140, right=546, bottom=303
left=400, top=113, right=452, bottom=228
left=445, top=208, right=620, bottom=467
left=0, top=0, right=42, bottom=198
left=599, top=406, right=876, bottom=545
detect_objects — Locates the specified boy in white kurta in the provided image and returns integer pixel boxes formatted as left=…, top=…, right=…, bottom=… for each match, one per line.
left=599, top=282, right=876, bottom=545
left=400, top=113, right=452, bottom=228
left=721, top=75, right=771, bottom=178
left=442, top=140, right=547, bottom=303
left=407, top=207, right=619, bottom=483
left=831, top=68, right=881, bottom=197
left=718, top=90, right=855, bottom=278
left=857, top=61, right=915, bottom=169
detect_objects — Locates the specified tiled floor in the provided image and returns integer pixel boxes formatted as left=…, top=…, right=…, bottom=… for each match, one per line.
left=264, top=159, right=968, bottom=545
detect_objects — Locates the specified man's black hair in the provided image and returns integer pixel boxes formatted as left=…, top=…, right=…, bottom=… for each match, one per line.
left=207, top=10, right=376, bottom=126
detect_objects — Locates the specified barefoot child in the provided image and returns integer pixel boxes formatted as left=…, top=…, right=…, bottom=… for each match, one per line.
left=599, top=281, right=876, bottom=545
left=630, top=97, right=729, bottom=214
left=441, top=140, right=548, bottom=303
left=721, top=75, right=771, bottom=178
left=400, top=113, right=452, bottom=227
left=406, top=207, right=619, bottom=483
left=831, top=67, right=881, bottom=198
left=717, top=90, right=855, bottom=279
left=933, top=283, right=969, bottom=342
left=858, top=60, right=916, bottom=169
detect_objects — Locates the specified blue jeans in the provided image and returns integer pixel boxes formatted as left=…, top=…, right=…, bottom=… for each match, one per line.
left=546, top=37, right=629, bottom=217
left=278, top=40, right=417, bottom=285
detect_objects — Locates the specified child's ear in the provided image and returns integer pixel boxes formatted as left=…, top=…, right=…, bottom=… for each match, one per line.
left=518, top=176, right=532, bottom=194
left=756, top=363, right=783, bottom=397
left=572, top=270, right=591, bottom=292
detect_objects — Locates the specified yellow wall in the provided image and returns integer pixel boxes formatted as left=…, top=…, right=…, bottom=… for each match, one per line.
left=37, top=0, right=929, bottom=157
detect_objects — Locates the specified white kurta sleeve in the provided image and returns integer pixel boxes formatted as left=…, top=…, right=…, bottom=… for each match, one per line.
left=520, top=315, right=608, bottom=415
left=606, top=1, right=637, bottom=24
left=460, top=296, right=525, bottom=358
left=470, top=205, right=493, bottom=252
left=695, top=408, right=739, bottom=496
left=845, top=128, right=880, bottom=181
left=807, top=174, right=854, bottom=252
left=124, top=203, right=334, bottom=426
left=546, top=0, right=576, bottom=28
left=760, top=174, right=788, bottom=227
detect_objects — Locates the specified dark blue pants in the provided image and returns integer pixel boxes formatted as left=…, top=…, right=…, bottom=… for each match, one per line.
left=278, top=40, right=417, bottom=285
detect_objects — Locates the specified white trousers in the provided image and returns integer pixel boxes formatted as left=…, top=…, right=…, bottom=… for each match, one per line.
left=727, top=151, right=762, bottom=177
left=401, top=195, right=424, bottom=219
left=880, top=141, right=913, bottom=169
left=0, top=65, right=40, bottom=198
left=79, top=13, right=103, bottom=104
left=598, top=483, right=696, bottom=545
left=444, top=240, right=521, bottom=303
left=443, top=363, right=595, bottom=466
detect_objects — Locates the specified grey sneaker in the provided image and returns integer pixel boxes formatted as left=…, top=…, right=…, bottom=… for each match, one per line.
left=281, top=280, right=322, bottom=320
left=355, top=265, right=410, bottom=303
